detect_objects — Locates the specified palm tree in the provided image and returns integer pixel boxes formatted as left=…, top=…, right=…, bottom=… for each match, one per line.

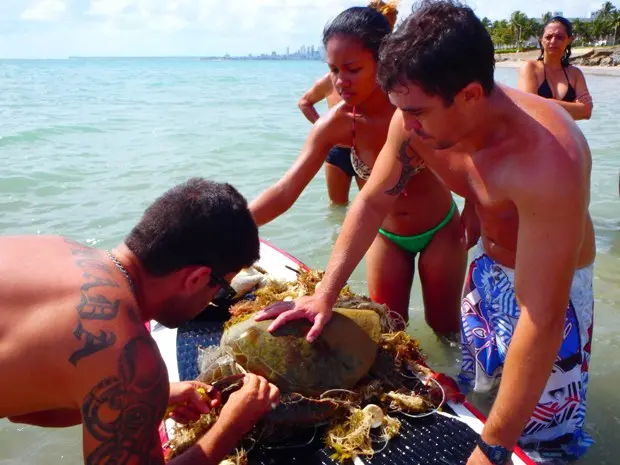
left=481, top=16, right=492, bottom=32
left=509, top=11, right=530, bottom=51
left=591, top=16, right=608, bottom=42
left=491, top=20, right=512, bottom=47
left=572, top=19, right=593, bottom=45
left=611, top=10, right=620, bottom=45
left=598, top=1, right=616, bottom=19
left=542, top=11, right=553, bottom=23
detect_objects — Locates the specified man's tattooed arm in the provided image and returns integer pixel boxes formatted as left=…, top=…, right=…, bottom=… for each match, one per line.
left=384, top=138, right=425, bottom=196
left=82, top=335, right=169, bottom=465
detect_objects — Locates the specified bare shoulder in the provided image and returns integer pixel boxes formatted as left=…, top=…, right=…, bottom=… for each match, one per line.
left=518, top=59, right=540, bottom=75
left=79, top=329, right=169, bottom=464
left=567, top=64, right=586, bottom=81
left=62, top=238, right=145, bottom=366
left=311, top=101, right=353, bottom=144
left=62, top=240, right=169, bottom=462
left=509, top=122, right=589, bottom=205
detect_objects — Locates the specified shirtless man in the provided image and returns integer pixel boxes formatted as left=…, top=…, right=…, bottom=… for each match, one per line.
left=257, top=1, right=595, bottom=464
left=0, top=177, right=280, bottom=464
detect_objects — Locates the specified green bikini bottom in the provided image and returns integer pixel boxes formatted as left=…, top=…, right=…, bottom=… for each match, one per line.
left=378, top=200, right=457, bottom=255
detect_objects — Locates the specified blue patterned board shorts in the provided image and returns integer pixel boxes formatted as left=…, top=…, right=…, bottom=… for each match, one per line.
left=459, top=242, right=594, bottom=463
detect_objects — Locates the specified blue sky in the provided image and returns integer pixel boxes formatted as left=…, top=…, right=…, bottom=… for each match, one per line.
left=0, top=0, right=609, bottom=58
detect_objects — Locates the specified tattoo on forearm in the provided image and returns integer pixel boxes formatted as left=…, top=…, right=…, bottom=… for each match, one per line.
left=384, top=138, right=426, bottom=196
left=82, top=335, right=168, bottom=464
left=64, top=239, right=122, bottom=366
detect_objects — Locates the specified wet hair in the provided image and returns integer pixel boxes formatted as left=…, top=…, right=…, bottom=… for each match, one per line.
left=538, top=16, right=573, bottom=67
left=377, top=0, right=495, bottom=105
left=367, top=0, right=400, bottom=30
left=125, top=177, right=260, bottom=278
left=322, top=6, right=392, bottom=60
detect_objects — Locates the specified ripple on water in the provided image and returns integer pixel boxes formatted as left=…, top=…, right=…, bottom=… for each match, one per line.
left=0, top=60, right=618, bottom=465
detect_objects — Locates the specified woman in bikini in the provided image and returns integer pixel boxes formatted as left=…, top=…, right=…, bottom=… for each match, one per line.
left=517, top=16, right=593, bottom=120
left=250, top=5, right=466, bottom=334
left=297, top=0, right=400, bottom=206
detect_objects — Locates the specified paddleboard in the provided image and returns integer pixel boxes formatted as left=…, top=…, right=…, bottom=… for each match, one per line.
left=150, top=239, right=534, bottom=465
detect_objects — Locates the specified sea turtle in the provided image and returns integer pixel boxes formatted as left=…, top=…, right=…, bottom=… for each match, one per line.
left=198, top=308, right=382, bottom=426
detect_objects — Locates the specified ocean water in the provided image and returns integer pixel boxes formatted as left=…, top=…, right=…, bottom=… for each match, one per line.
left=0, top=59, right=618, bottom=464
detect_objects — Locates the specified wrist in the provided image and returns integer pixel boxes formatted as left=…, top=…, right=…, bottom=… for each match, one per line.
left=196, top=420, right=240, bottom=461
left=314, top=285, right=338, bottom=306
left=476, top=436, right=513, bottom=465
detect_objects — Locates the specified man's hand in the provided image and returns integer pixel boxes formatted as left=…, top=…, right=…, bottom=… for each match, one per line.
left=216, top=374, right=280, bottom=437
left=460, top=200, right=480, bottom=250
left=167, top=381, right=221, bottom=424
left=254, top=294, right=333, bottom=343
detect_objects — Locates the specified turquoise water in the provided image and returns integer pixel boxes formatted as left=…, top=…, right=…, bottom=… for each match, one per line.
left=0, top=59, right=618, bottom=464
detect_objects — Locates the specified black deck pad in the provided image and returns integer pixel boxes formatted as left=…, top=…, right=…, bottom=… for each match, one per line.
left=175, top=314, right=480, bottom=465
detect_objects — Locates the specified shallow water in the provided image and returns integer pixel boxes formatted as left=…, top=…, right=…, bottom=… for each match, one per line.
left=0, top=59, right=618, bottom=464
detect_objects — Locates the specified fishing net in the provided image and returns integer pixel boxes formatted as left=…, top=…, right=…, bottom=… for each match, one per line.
left=164, top=266, right=456, bottom=464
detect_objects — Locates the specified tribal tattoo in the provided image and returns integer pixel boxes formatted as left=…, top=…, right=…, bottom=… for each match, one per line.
left=65, top=240, right=169, bottom=463
left=384, top=138, right=426, bottom=196
left=82, top=335, right=169, bottom=464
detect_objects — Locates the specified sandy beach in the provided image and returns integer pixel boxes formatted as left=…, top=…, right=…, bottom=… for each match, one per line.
left=496, top=46, right=620, bottom=77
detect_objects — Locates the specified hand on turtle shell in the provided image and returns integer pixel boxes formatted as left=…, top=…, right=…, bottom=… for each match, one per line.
left=217, top=374, right=280, bottom=437
left=254, top=294, right=333, bottom=343
left=166, top=381, right=221, bottom=424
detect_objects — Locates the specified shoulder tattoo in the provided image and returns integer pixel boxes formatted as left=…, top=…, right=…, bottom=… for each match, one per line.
left=82, top=335, right=168, bottom=464
left=65, top=239, right=123, bottom=366
left=384, top=138, right=426, bottom=196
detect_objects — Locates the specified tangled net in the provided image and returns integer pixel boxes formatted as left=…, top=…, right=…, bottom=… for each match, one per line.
left=164, top=266, right=456, bottom=464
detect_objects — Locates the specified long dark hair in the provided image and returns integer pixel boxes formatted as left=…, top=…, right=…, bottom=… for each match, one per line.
left=323, top=6, right=392, bottom=60
left=538, top=16, right=573, bottom=67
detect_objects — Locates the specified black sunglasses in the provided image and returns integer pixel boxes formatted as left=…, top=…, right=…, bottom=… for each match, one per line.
left=210, top=272, right=237, bottom=301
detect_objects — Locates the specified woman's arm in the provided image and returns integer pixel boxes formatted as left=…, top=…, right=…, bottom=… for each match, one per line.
left=250, top=111, right=341, bottom=226
left=553, top=67, right=593, bottom=121
left=298, top=74, right=333, bottom=124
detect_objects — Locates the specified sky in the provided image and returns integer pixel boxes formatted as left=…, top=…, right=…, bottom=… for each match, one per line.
left=0, top=0, right=610, bottom=58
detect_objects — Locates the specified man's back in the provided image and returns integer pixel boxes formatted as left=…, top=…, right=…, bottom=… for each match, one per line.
left=0, top=236, right=169, bottom=455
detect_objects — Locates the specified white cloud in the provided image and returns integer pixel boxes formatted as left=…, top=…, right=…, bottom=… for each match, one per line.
left=21, top=0, right=66, bottom=21
left=1, top=0, right=609, bottom=58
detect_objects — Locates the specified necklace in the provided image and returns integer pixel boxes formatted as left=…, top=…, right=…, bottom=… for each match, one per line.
left=106, top=250, right=137, bottom=298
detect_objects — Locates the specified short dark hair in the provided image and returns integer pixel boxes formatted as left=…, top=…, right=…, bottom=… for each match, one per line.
left=323, top=6, right=392, bottom=60
left=538, top=16, right=573, bottom=67
left=125, top=178, right=259, bottom=277
left=377, top=0, right=495, bottom=104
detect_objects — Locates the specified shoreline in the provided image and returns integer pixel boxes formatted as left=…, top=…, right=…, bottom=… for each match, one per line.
left=496, top=60, right=620, bottom=77
left=495, top=45, right=620, bottom=77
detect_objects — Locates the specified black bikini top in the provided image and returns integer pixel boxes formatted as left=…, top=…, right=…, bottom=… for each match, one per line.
left=537, top=64, right=576, bottom=102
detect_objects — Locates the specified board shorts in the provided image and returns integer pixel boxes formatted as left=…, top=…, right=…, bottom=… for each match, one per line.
left=458, top=241, right=594, bottom=462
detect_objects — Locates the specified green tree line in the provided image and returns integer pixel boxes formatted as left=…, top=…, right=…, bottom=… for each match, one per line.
left=481, top=1, right=620, bottom=51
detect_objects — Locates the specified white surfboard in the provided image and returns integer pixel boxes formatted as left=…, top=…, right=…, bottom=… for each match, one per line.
left=150, top=239, right=532, bottom=465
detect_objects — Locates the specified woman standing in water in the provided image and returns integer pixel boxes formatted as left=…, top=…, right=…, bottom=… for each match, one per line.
left=518, top=16, right=593, bottom=120
left=297, top=0, right=400, bottom=206
left=250, top=6, right=466, bottom=334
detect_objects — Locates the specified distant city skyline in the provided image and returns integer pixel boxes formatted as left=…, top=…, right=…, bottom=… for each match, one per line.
left=211, top=44, right=325, bottom=61
left=0, top=0, right=611, bottom=58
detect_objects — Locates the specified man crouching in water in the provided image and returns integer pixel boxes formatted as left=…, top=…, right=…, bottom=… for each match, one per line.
left=0, top=177, right=280, bottom=464
left=256, top=1, right=596, bottom=463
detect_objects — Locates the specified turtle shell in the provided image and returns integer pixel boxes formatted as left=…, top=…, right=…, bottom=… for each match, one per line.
left=220, top=308, right=381, bottom=397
